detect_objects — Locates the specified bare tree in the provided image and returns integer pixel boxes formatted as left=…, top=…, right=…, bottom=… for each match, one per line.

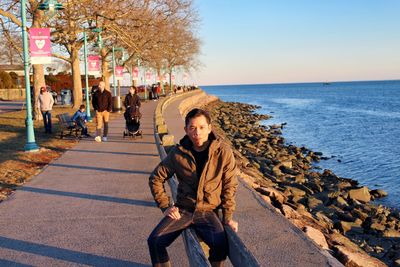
left=0, top=0, right=51, bottom=119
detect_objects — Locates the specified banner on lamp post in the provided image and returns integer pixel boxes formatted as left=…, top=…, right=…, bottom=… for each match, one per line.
left=115, top=66, right=124, bottom=81
left=29, top=28, right=51, bottom=64
left=145, top=71, right=152, bottom=82
left=88, top=55, right=101, bottom=76
left=132, top=67, right=139, bottom=80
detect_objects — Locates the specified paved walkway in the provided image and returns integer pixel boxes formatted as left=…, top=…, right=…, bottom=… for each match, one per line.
left=163, top=97, right=342, bottom=267
left=0, top=100, right=188, bottom=266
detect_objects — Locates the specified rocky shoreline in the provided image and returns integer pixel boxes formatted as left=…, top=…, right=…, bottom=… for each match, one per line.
left=205, top=100, right=400, bottom=267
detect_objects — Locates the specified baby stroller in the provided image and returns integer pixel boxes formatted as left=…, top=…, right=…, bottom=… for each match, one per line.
left=123, top=105, right=143, bottom=139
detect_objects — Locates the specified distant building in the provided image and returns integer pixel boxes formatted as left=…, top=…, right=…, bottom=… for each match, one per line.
left=47, top=74, right=101, bottom=93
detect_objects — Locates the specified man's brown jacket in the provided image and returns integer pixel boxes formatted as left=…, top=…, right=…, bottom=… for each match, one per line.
left=149, top=132, right=238, bottom=222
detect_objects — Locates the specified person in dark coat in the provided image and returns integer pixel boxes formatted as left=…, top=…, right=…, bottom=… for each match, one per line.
left=92, top=81, right=112, bottom=142
left=124, top=86, right=141, bottom=119
left=124, top=86, right=141, bottom=110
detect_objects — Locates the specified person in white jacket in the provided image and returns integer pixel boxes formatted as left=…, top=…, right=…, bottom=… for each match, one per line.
left=38, top=86, right=55, bottom=134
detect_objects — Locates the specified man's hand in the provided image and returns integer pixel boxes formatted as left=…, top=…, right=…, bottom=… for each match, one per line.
left=164, top=206, right=181, bottom=220
left=226, top=220, right=239, bottom=232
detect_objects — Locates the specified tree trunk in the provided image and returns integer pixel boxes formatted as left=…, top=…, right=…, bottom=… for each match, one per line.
left=33, top=64, right=45, bottom=120
left=101, top=48, right=111, bottom=92
left=31, top=11, right=45, bottom=120
left=70, top=47, right=83, bottom=108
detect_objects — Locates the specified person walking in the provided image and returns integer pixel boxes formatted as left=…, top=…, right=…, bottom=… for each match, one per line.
left=123, top=86, right=141, bottom=110
left=148, top=108, right=239, bottom=267
left=92, top=81, right=112, bottom=142
left=38, top=86, right=54, bottom=134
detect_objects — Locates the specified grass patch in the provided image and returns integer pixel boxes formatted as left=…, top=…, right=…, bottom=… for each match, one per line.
left=0, top=106, right=108, bottom=201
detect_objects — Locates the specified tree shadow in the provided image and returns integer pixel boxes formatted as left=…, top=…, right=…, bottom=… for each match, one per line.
left=0, top=236, right=150, bottom=266
left=19, top=186, right=156, bottom=207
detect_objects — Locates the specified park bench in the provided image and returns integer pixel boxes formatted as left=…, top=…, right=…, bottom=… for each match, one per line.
left=56, top=112, right=80, bottom=139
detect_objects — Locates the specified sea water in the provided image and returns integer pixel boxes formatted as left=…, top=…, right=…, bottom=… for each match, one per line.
left=202, top=80, right=400, bottom=209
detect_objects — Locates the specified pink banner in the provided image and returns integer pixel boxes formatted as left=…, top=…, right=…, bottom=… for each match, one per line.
left=132, top=67, right=139, bottom=79
left=115, top=66, right=124, bottom=81
left=171, top=74, right=175, bottom=81
left=88, top=55, right=100, bottom=75
left=145, top=71, right=152, bottom=81
left=29, top=28, right=51, bottom=64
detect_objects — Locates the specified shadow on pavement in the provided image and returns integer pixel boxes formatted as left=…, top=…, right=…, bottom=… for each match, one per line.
left=0, top=236, right=150, bottom=266
left=49, top=163, right=152, bottom=175
left=68, top=149, right=159, bottom=157
left=20, top=186, right=156, bottom=207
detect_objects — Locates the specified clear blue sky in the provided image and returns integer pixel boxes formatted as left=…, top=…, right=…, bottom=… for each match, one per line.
left=193, top=0, right=400, bottom=86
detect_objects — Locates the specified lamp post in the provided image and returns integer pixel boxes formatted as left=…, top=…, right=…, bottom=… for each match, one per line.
left=21, top=0, right=39, bottom=152
left=112, top=46, right=123, bottom=96
left=20, top=0, right=63, bottom=152
left=83, top=32, right=92, bottom=121
left=111, top=46, right=123, bottom=112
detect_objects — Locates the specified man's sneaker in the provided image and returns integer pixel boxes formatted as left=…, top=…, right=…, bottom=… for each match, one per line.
left=95, top=136, right=102, bottom=142
left=102, top=136, right=108, bottom=142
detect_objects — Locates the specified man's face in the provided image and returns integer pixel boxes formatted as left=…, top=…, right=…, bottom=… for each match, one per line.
left=184, top=115, right=212, bottom=150
left=99, top=82, right=105, bottom=91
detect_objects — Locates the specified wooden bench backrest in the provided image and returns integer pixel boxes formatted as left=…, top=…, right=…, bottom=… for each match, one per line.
left=57, top=113, right=74, bottom=127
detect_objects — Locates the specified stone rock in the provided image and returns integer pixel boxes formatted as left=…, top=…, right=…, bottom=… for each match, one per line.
left=286, top=186, right=306, bottom=198
left=334, top=245, right=387, bottom=267
left=307, top=197, right=323, bottom=210
left=256, top=187, right=286, bottom=205
left=157, top=124, right=168, bottom=134
left=281, top=204, right=300, bottom=219
left=162, top=135, right=175, bottom=146
left=370, top=189, right=388, bottom=198
left=383, top=229, right=400, bottom=238
left=295, top=173, right=305, bottom=183
left=336, top=221, right=354, bottom=233
left=351, top=209, right=369, bottom=221
left=348, top=186, right=371, bottom=203
left=303, top=226, right=329, bottom=250
left=369, top=222, right=386, bottom=232
left=335, top=196, right=349, bottom=207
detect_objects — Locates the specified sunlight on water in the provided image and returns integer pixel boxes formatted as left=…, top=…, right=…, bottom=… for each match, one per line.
left=271, top=98, right=321, bottom=107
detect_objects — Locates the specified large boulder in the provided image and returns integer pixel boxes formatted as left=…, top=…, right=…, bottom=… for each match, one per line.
left=348, top=186, right=371, bottom=203
left=303, top=226, right=329, bottom=250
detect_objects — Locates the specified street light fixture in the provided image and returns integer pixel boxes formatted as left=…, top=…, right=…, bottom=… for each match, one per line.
left=21, top=0, right=39, bottom=151
left=83, top=32, right=92, bottom=122
left=38, top=0, right=64, bottom=13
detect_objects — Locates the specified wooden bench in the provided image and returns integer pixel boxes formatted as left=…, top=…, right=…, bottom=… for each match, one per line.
left=56, top=113, right=80, bottom=139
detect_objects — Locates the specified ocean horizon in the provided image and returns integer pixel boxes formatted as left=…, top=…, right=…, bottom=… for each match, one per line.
left=202, top=80, right=400, bottom=210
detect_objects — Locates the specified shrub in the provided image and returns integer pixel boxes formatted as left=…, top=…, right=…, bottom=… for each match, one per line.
left=0, top=71, right=13, bottom=89
left=9, top=72, right=19, bottom=87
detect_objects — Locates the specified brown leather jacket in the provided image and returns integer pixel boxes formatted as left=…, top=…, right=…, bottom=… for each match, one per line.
left=149, top=132, right=238, bottom=222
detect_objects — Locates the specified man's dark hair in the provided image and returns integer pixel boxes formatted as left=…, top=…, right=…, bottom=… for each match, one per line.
left=185, top=108, right=211, bottom=126
left=79, top=104, right=85, bottom=109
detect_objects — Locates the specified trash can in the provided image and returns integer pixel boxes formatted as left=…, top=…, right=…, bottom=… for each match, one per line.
left=112, top=96, right=122, bottom=112
left=60, top=89, right=72, bottom=105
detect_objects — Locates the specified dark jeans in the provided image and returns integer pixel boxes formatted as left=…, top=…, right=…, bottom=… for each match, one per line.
left=41, top=111, right=52, bottom=133
left=147, top=210, right=228, bottom=265
left=76, top=120, right=88, bottom=136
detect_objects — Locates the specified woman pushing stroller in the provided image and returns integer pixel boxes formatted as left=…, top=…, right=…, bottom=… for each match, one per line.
left=123, top=86, right=142, bottom=138
left=124, top=86, right=141, bottom=111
